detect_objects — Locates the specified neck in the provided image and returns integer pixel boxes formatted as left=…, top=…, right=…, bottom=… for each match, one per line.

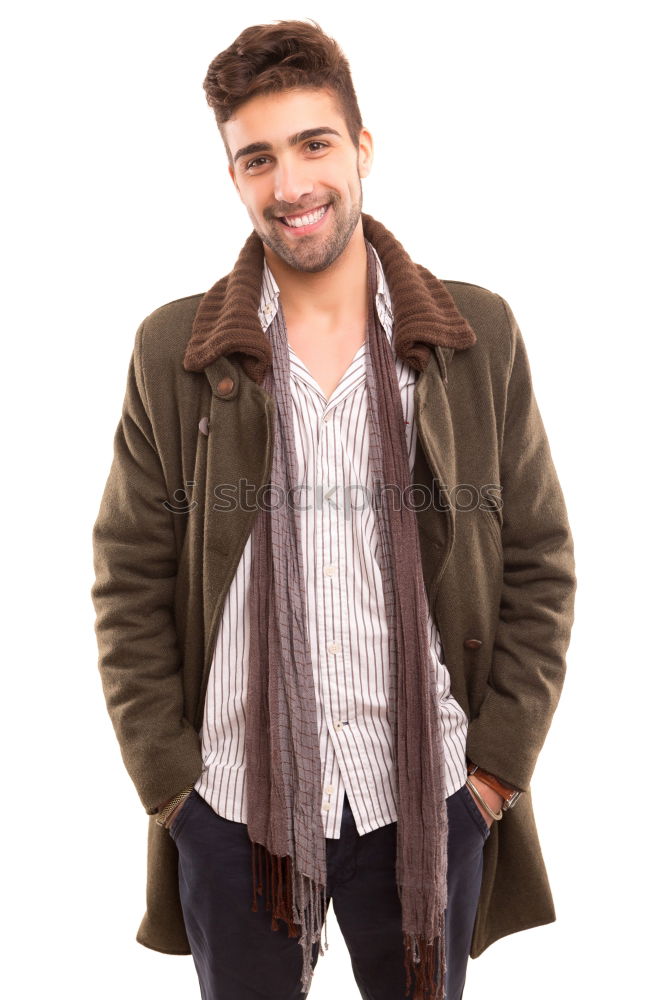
left=262, top=218, right=368, bottom=330
left=182, top=211, right=479, bottom=380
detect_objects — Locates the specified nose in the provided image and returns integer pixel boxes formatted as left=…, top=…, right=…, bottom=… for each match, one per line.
left=273, top=157, right=314, bottom=207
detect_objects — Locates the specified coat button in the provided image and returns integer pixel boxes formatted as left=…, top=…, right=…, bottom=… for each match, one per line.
left=463, top=638, right=483, bottom=649
left=198, top=416, right=209, bottom=436
left=216, top=377, right=234, bottom=396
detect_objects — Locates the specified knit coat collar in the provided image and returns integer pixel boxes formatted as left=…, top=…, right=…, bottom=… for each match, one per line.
left=183, top=212, right=477, bottom=380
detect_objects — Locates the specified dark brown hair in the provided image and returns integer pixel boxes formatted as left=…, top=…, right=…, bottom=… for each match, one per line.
left=203, top=20, right=364, bottom=163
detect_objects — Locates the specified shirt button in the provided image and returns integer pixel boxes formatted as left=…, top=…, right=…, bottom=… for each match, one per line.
left=323, top=565, right=337, bottom=577
left=327, top=641, right=340, bottom=654
left=334, top=720, right=343, bottom=731
left=323, top=802, right=331, bottom=811
left=323, top=411, right=333, bottom=423
left=325, top=786, right=334, bottom=795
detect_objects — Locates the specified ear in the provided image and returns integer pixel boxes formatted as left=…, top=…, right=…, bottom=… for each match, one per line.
left=357, top=127, right=374, bottom=179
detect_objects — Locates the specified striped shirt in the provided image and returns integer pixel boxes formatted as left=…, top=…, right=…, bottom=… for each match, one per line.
left=194, top=245, right=468, bottom=838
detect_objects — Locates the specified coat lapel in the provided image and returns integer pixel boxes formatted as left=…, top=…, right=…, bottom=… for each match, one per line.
left=198, top=355, right=274, bottom=682
left=413, top=345, right=458, bottom=608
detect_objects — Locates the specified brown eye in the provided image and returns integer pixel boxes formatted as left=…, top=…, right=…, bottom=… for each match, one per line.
left=245, top=156, right=270, bottom=171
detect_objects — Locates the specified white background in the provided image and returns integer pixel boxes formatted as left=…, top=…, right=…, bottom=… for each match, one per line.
left=2, top=1, right=664, bottom=997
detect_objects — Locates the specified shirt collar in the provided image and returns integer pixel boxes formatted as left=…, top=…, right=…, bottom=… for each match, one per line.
left=257, top=243, right=394, bottom=337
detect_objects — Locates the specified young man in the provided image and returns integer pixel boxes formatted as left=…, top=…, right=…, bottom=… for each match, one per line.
left=91, top=19, right=576, bottom=1000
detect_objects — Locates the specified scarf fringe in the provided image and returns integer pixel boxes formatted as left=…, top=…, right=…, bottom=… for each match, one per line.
left=251, top=841, right=299, bottom=936
left=403, top=933, right=445, bottom=1000
left=250, top=841, right=444, bottom=999
left=250, top=841, right=329, bottom=993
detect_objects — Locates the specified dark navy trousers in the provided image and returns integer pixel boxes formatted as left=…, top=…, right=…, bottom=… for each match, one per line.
left=169, top=784, right=489, bottom=1000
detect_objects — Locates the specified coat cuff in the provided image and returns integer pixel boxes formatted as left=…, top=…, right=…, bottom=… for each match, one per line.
left=122, top=724, right=204, bottom=814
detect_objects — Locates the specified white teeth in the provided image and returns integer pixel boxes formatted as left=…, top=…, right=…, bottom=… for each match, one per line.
left=283, top=205, right=327, bottom=228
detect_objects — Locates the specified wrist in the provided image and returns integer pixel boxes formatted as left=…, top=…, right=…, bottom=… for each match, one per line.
left=155, top=787, right=193, bottom=828
left=465, top=776, right=504, bottom=823
left=469, top=776, right=503, bottom=811
left=466, top=760, right=520, bottom=808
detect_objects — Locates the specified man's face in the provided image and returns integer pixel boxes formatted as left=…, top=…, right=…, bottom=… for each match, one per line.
left=225, top=88, right=373, bottom=273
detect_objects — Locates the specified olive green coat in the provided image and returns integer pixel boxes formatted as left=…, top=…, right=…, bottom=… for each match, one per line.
left=91, top=213, right=576, bottom=960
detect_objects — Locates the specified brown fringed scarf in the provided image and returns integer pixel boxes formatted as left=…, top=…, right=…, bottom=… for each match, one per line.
left=244, top=237, right=450, bottom=999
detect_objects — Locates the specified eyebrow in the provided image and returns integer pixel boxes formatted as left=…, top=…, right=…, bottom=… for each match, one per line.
left=233, top=127, right=342, bottom=165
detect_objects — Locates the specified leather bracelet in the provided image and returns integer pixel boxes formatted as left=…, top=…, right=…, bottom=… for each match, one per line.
left=466, top=777, right=503, bottom=821
left=155, top=787, right=193, bottom=828
left=466, top=761, right=518, bottom=801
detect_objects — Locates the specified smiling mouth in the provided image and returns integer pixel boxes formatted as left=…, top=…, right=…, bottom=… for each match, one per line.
left=277, top=204, right=330, bottom=231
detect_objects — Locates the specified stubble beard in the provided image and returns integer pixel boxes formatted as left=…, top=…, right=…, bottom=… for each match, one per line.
left=257, top=182, right=363, bottom=274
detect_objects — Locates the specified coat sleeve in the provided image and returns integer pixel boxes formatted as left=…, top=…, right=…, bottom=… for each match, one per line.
left=91, top=322, right=204, bottom=813
left=464, top=298, right=577, bottom=792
